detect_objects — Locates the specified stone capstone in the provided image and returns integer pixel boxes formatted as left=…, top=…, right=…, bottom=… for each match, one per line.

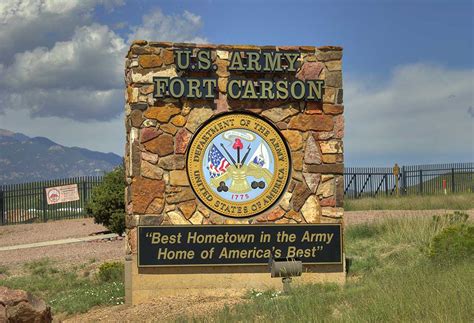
left=0, top=287, right=52, bottom=323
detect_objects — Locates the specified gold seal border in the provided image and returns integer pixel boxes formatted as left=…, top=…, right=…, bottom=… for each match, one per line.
left=186, top=112, right=291, bottom=218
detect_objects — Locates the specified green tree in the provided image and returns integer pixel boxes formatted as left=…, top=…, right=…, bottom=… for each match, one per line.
left=86, top=165, right=125, bottom=235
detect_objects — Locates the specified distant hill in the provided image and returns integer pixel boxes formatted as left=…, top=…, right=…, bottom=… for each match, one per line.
left=0, top=129, right=122, bottom=185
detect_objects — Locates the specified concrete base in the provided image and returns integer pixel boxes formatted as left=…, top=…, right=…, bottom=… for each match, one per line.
left=125, top=255, right=346, bottom=305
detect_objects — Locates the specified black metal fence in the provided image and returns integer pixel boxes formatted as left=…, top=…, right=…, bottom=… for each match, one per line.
left=344, top=163, right=474, bottom=199
left=0, top=176, right=103, bottom=225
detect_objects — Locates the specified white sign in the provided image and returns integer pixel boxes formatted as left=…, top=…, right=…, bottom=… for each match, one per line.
left=45, top=184, right=80, bottom=205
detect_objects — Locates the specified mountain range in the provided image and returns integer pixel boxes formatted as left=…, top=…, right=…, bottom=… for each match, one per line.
left=0, top=129, right=122, bottom=185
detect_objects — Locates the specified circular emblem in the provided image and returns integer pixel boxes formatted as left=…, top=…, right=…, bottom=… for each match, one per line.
left=47, top=189, right=60, bottom=203
left=186, top=112, right=291, bottom=218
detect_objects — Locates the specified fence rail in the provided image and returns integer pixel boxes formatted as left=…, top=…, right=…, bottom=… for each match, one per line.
left=0, top=176, right=102, bottom=225
left=1, top=162, right=473, bottom=225
left=344, top=163, right=474, bottom=199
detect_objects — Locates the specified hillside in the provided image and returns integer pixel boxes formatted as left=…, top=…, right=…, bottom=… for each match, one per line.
left=0, top=129, right=122, bottom=184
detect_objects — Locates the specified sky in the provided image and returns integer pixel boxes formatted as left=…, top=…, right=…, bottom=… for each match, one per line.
left=0, top=0, right=472, bottom=166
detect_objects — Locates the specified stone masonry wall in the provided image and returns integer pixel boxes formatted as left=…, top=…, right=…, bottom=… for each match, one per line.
left=124, top=41, right=344, bottom=256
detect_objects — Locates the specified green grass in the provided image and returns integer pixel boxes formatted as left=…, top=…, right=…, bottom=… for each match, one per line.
left=0, top=259, right=124, bottom=315
left=202, top=213, right=474, bottom=322
left=345, top=193, right=474, bottom=211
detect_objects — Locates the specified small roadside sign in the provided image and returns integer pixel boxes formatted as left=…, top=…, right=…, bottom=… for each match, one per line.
left=45, top=184, right=80, bottom=205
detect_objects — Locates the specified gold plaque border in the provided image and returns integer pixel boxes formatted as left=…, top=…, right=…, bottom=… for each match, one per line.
left=185, top=111, right=292, bottom=218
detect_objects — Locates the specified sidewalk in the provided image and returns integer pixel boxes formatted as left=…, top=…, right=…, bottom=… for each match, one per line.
left=0, top=233, right=118, bottom=251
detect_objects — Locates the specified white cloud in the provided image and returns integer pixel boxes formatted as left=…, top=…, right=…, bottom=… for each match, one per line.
left=127, top=9, right=207, bottom=44
left=0, top=0, right=124, bottom=63
left=345, top=63, right=474, bottom=165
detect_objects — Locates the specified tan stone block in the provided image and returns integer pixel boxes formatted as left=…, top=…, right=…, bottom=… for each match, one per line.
left=292, top=151, right=303, bottom=171
left=284, top=209, right=306, bottom=223
left=170, top=170, right=189, bottom=186
left=280, top=192, right=292, bottom=211
left=261, top=107, right=299, bottom=123
left=288, top=115, right=333, bottom=132
left=171, top=115, right=186, bottom=127
left=216, top=50, right=229, bottom=59
left=166, top=211, right=189, bottom=224
left=143, top=103, right=180, bottom=123
left=185, top=108, right=214, bottom=133
left=317, top=179, right=335, bottom=198
left=144, top=134, right=174, bottom=156
left=301, top=195, right=321, bottom=223
left=178, top=201, right=197, bottom=219
left=161, top=49, right=174, bottom=65
left=218, top=78, right=228, bottom=92
left=189, top=210, right=204, bottom=224
left=216, top=58, right=230, bottom=77
left=323, top=87, right=336, bottom=103
left=141, top=151, right=158, bottom=164
left=322, top=104, right=344, bottom=115
left=131, top=178, right=165, bottom=214
left=321, top=207, right=343, bottom=218
left=160, top=123, right=178, bottom=135
left=141, top=160, right=164, bottom=179
left=131, top=66, right=177, bottom=83
left=322, top=154, right=337, bottom=164
left=145, top=197, right=165, bottom=214
left=320, top=140, right=343, bottom=154
left=282, top=130, right=303, bottom=151
left=139, top=55, right=163, bottom=68
left=325, top=60, right=342, bottom=71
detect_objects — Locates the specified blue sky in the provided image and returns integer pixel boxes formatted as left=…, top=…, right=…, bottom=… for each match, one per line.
left=0, top=0, right=472, bottom=166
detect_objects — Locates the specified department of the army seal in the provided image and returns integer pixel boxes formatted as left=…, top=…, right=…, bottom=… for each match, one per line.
left=186, top=112, right=291, bottom=218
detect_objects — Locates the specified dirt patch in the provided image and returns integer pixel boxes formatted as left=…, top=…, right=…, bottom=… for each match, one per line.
left=62, top=294, right=244, bottom=322
left=0, top=218, right=107, bottom=247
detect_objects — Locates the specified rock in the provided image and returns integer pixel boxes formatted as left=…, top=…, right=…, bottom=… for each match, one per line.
left=217, top=50, right=229, bottom=59
left=170, top=170, right=189, bottom=186
left=158, top=155, right=185, bottom=170
left=140, top=84, right=154, bottom=95
left=160, top=123, right=178, bottom=135
left=335, top=176, right=344, bottom=207
left=139, top=55, right=163, bottom=68
left=281, top=130, right=303, bottom=151
left=261, top=107, right=299, bottom=123
left=141, top=151, right=158, bottom=164
left=218, top=77, right=228, bottom=92
left=280, top=192, right=292, bottom=211
left=288, top=114, right=333, bottom=131
left=185, top=108, right=214, bottom=133
left=259, top=206, right=285, bottom=222
left=141, top=160, right=164, bottom=179
left=323, top=87, right=336, bottom=103
left=189, top=210, right=204, bottom=224
left=320, top=197, right=336, bottom=207
left=171, top=115, right=186, bottom=127
left=334, top=115, right=344, bottom=139
left=325, top=71, right=342, bottom=87
left=301, top=195, right=321, bottom=223
left=0, top=287, right=52, bottom=323
left=144, top=134, right=174, bottom=156
left=315, top=48, right=342, bottom=61
left=144, top=104, right=181, bottom=123
left=296, top=62, right=324, bottom=81
left=178, top=200, right=197, bottom=219
left=131, top=66, right=177, bottom=83
left=139, top=214, right=164, bottom=225
left=130, top=110, right=144, bottom=127
left=320, top=140, right=343, bottom=154
left=215, top=93, right=230, bottom=113
left=303, top=163, right=344, bottom=174
left=290, top=182, right=311, bottom=211
left=303, top=173, right=321, bottom=193
left=131, top=178, right=165, bottom=214
left=166, top=187, right=195, bottom=204
left=284, top=209, right=306, bottom=223
left=322, top=154, right=337, bottom=164
left=317, top=179, right=334, bottom=198
left=216, top=58, right=230, bottom=77
left=140, top=128, right=161, bottom=143
left=166, top=211, right=189, bottom=224
left=145, top=198, right=165, bottom=214
left=142, top=119, right=157, bottom=127
left=127, top=228, right=137, bottom=253
left=336, top=89, right=343, bottom=104
left=304, top=134, right=322, bottom=164
left=322, top=104, right=344, bottom=115
left=175, top=128, right=192, bottom=154
left=161, top=49, right=174, bottom=65
left=325, top=60, right=342, bottom=71
left=292, top=151, right=303, bottom=171
left=321, top=207, right=343, bottom=218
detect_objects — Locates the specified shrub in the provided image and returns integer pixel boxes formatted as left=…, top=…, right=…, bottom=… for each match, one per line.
left=86, top=165, right=125, bottom=235
left=96, top=262, right=124, bottom=283
left=429, top=223, right=474, bottom=263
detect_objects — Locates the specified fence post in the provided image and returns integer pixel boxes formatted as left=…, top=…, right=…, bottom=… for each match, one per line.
left=451, top=168, right=455, bottom=193
left=0, top=189, right=4, bottom=225
left=385, top=174, right=389, bottom=196
left=42, top=187, right=47, bottom=222
left=419, top=170, right=423, bottom=195
left=82, top=180, right=87, bottom=215
left=354, top=175, right=358, bottom=199
left=401, top=166, right=406, bottom=195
